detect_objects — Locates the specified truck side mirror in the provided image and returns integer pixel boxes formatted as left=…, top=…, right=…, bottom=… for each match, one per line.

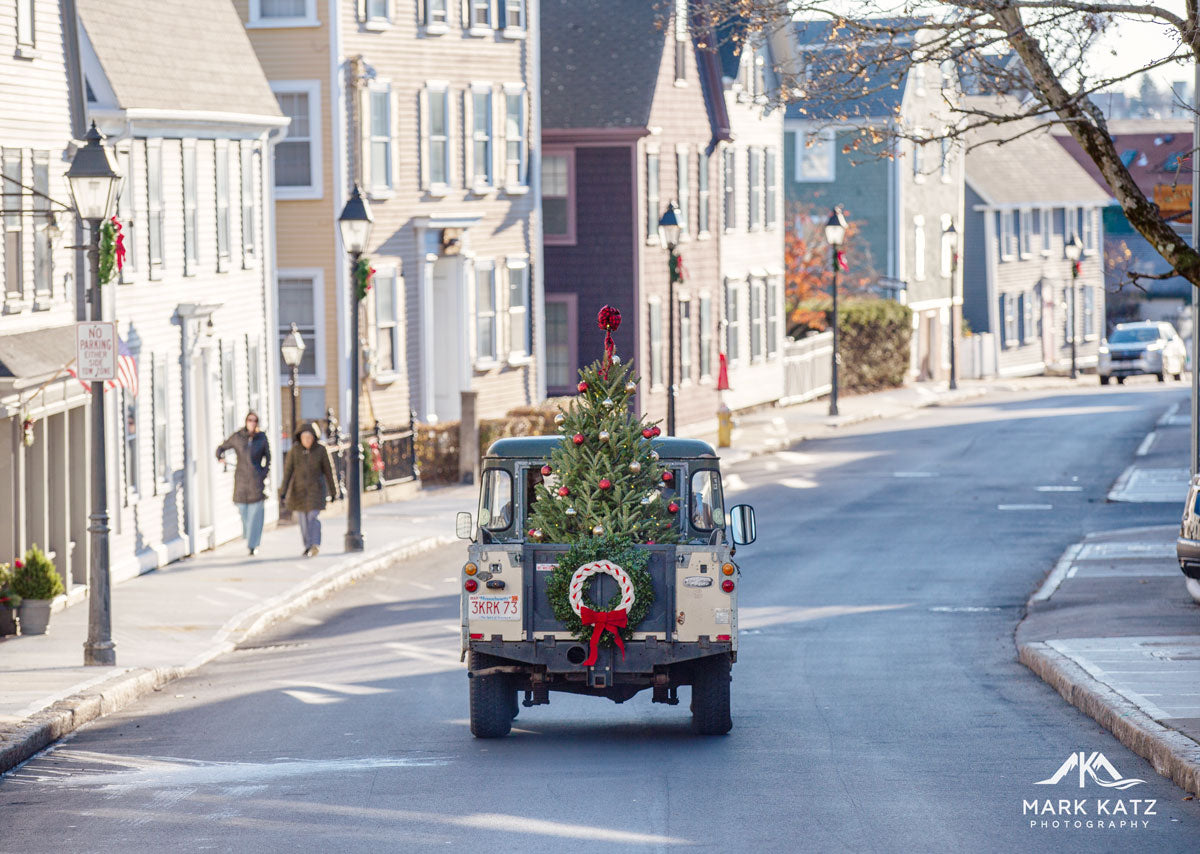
left=456, top=511, right=474, bottom=540
left=729, top=504, right=756, bottom=545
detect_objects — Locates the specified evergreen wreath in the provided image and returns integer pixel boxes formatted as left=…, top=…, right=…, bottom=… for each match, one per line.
left=354, top=257, right=375, bottom=301
left=545, top=534, right=655, bottom=648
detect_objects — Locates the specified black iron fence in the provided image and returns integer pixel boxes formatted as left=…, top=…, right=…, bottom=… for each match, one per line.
left=322, top=410, right=418, bottom=499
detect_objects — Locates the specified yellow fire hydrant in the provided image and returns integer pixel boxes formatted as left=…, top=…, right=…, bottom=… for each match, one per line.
left=717, top=401, right=733, bottom=448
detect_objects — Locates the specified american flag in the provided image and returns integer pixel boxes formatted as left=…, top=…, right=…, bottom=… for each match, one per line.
left=67, top=337, right=138, bottom=396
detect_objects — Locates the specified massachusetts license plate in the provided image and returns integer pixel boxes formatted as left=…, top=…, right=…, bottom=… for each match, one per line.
left=469, top=594, right=521, bottom=620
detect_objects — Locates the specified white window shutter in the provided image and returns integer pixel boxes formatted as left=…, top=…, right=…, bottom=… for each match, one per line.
left=359, top=85, right=370, bottom=187
left=493, top=87, right=503, bottom=186
left=419, top=87, right=429, bottom=190
left=463, top=90, right=473, bottom=188
left=356, top=0, right=366, bottom=22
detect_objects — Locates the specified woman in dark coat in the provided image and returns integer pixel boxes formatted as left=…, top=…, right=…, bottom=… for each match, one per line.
left=216, top=411, right=271, bottom=555
left=280, top=423, right=337, bottom=557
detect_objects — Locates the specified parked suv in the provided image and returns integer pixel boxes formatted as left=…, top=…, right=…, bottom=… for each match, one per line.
left=1098, top=321, right=1186, bottom=385
left=1176, top=475, right=1200, bottom=605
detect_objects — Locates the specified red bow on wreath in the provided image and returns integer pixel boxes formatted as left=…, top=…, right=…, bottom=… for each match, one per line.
left=836, top=249, right=848, bottom=272
left=597, top=305, right=621, bottom=379
left=579, top=605, right=628, bottom=666
left=110, top=216, right=126, bottom=272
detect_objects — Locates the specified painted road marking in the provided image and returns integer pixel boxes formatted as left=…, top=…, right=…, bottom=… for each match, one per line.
left=1036, top=486, right=1083, bottom=492
left=929, top=606, right=1002, bottom=613
left=1157, top=401, right=1183, bottom=426
left=1136, top=431, right=1158, bottom=456
left=998, top=504, right=1053, bottom=510
left=893, top=472, right=937, bottom=478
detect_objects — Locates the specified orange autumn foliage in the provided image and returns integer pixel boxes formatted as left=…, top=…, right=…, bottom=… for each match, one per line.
left=785, top=203, right=877, bottom=335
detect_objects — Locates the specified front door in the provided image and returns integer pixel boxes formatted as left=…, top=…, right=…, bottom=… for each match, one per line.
left=431, top=257, right=463, bottom=422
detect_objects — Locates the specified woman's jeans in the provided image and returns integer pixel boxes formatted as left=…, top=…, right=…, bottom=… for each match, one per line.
left=297, top=510, right=322, bottom=549
left=236, top=501, right=265, bottom=550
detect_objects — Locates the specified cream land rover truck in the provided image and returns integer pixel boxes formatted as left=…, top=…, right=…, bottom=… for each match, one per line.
left=455, top=436, right=757, bottom=738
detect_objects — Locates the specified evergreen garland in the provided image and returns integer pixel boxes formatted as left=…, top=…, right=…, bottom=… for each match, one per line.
left=354, top=257, right=375, bottom=301
left=98, top=218, right=118, bottom=285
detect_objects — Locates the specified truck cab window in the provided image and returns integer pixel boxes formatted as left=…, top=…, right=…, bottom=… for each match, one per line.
left=691, top=470, right=724, bottom=531
left=478, top=469, right=513, bottom=531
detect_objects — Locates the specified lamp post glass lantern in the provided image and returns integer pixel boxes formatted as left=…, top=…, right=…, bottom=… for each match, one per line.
left=280, top=322, right=306, bottom=440
left=69, top=121, right=122, bottom=667
left=658, top=202, right=683, bottom=436
left=338, top=184, right=374, bottom=553
left=825, top=207, right=848, bottom=417
left=1065, top=234, right=1082, bottom=380
left=944, top=220, right=959, bottom=390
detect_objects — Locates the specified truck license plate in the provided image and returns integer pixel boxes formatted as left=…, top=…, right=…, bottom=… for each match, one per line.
left=469, top=594, right=521, bottom=620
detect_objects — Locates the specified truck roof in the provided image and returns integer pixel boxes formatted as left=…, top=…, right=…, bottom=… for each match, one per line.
left=485, top=435, right=719, bottom=460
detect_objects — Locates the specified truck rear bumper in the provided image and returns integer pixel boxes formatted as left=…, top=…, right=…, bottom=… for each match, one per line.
left=469, top=637, right=733, bottom=674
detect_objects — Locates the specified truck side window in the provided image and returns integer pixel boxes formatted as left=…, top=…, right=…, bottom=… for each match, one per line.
left=479, top=469, right=513, bottom=531
left=690, top=470, right=725, bottom=531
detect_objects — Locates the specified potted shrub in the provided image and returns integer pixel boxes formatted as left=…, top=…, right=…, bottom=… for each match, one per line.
left=0, top=562, right=19, bottom=636
left=11, top=545, right=64, bottom=635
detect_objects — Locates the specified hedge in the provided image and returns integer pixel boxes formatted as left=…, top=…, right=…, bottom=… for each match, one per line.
left=837, top=299, right=913, bottom=393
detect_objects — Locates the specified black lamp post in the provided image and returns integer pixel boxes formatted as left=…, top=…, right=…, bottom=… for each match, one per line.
left=66, top=121, right=122, bottom=667
left=280, top=322, right=305, bottom=439
left=944, top=219, right=959, bottom=391
left=1065, top=234, right=1082, bottom=380
left=658, top=201, right=683, bottom=435
left=337, top=184, right=373, bottom=553
left=824, top=207, right=847, bottom=417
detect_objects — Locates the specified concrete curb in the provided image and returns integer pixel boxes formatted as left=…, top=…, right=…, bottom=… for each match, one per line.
left=0, top=531, right=456, bottom=776
left=1019, top=641, right=1200, bottom=797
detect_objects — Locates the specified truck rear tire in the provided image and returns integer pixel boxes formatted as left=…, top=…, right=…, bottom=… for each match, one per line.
left=691, top=655, right=732, bottom=735
left=469, top=651, right=514, bottom=738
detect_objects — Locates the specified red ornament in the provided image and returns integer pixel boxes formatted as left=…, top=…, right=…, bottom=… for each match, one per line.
left=577, top=381, right=588, bottom=393
left=668, top=501, right=679, bottom=513
left=597, top=305, right=622, bottom=332
left=647, top=540, right=656, bottom=545
left=573, top=433, right=585, bottom=445
left=558, top=486, right=570, bottom=497
left=598, top=479, right=612, bottom=491
left=661, top=471, right=673, bottom=484
left=642, top=428, right=653, bottom=439
left=651, top=426, right=661, bottom=437
left=541, top=464, right=552, bottom=476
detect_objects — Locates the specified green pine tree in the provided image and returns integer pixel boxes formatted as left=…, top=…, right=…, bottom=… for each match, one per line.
left=528, top=357, right=680, bottom=544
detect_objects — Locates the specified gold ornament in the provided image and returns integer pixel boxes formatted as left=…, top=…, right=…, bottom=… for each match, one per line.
left=629, top=460, right=642, bottom=473
left=554, top=413, right=566, bottom=426
left=598, top=430, right=610, bottom=442
left=625, top=381, right=636, bottom=394
left=592, top=524, right=605, bottom=536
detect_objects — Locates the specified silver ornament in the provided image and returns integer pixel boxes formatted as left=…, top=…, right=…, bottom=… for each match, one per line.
left=650, top=450, right=660, bottom=461
left=611, top=354, right=621, bottom=365
left=602, top=397, right=614, bottom=408
left=565, top=506, right=577, bottom=516
left=629, top=460, right=642, bottom=473
left=598, top=430, right=610, bottom=442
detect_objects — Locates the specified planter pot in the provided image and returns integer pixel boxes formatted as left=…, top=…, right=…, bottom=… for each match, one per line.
left=0, top=606, right=17, bottom=636
left=17, top=599, right=52, bottom=635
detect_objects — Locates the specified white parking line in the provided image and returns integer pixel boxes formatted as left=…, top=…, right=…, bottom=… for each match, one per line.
left=1157, top=401, right=1182, bottom=426
left=997, top=504, right=1053, bottom=510
left=1136, top=431, right=1158, bottom=456
left=1036, top=485, right=1082, bottom=492
left=893, top=472, right=937, bottom=478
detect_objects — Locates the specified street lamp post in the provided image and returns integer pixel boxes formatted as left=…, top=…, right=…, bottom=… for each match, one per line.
left=824, top=207, right=847, bottom=417
left=658, top=201, right=683, bottom=436
left=944, top=220, right=959, bottom=391
left=337, top=184, right=373, bottom=553
left=66, top=122, right=122, bottom=667
left=280, top=323, right=306, bottom=439
left=1065, top=234, right=1082, bottom=380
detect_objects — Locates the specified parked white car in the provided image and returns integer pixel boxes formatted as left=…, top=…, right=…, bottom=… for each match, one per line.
left=1098, top=321, right=1187, bottom=385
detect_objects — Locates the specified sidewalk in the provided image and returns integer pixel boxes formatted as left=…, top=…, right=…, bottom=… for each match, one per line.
left=0, top=484, right=474, bottom=773
left=694, top=375, right=1083, bottom=464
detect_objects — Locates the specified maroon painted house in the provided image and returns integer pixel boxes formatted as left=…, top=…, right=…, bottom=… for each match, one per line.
left=540, top=0, right=731, bottom=428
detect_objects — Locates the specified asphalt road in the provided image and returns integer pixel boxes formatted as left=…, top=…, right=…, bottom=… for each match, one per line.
left=5, top=381, right=1200, bottom=853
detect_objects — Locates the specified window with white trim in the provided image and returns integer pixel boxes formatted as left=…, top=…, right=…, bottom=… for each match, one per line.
left=424, top=0, right=448, bottom=27
left=153, top=353, right=170, bottom=488
left=749, top=278, right=765, bottom=360
left=649, top=299, right=663, bottom=387
left=646, top=151, right=660, bottom=241
left=221, top=342, right=237, bottom=438
left=748, top=148, right=763, bottom=230
left=725, top=281, right=741, bottom=364
left=1018, top=209, right=1032, bottom=258
left=913, top=216, right=925, bottom=281
left=1001, top=293, right=1017, bottom=347
left=374, top=269, right=400, bottom=375
left=1083, top=286, right=1096, bottom=336
left=1040, top=208, right=1052, bottom=253
left=679, top=296, right=692, bottom=381
left=1064, top=206, right=1080, bottom=246
left=216, top=142, right=231, bottom=269
left=469, top=0, right=491, bottom=29
left=999, top=210, right=1015, bottom=261
left=475, top=262, right=498, bottom=362
left=241, top=145, right=256, bottom=263
left=912, top=131, right=927, bottom=179
left=182, top=143, right=198, bottom=274
left=1082, top=207, right=1096, bottom=254
left=278, top=274, right=319, bottom=377
left=253, top=0, right=315, bottom=23
left=502, top=0, right=524, bottom=29
left=545, top=296, right=573, bottom=389
left=365, top=0, right=388, bottom=21
left=471, top=86, right=493, bottom=187
left=796, top=128, right=834, bottom=181
left=939, top=213, right=953, bottom=278
left=273, top=82, right=320, bottom=196
left=940, top=137, right=952, bottom=181
left=674, top=0, right=688, bottom=82
left=764, top=147, right=777, bottom=229
left=122, top=383, right=140, bottom=499
left=369, top=86, right=393, bottom=192
left=677, top=146, right=690, bottom=238
left=542, top=152, right=573, bottom=242
left=697, top=151, right=710, bottom=235
left=1, top=150, right=20, bottom=300
left=425, top=84, right=450, bottom=189
left=698, top=295, right=712, bottom=378
left=32, top=152, right=50, bottom=296
left=1022, top=292, right=1034, bottom=344
left=723, top=148, right=736, bottom=230
left=147, top=143, right=163, bottom=274
left=246, top=335, right=262, bottom=415
left=766, top=278, right=780, bottom=357
left=506, top=260, right=530, bottom=359
left=503, top=88, right=526, bottom=186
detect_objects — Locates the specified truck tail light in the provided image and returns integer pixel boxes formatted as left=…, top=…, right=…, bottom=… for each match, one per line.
left=721, top=579, right=735, bottom=593
left=721, top=563, right=735, bottom=576
left=464, top=562, right=478, bottom=575
left=464, top=578, right=478, bottom=593
left=469, top=633, right=483, bottom=640
left=717, top=634, right=731, bottom=641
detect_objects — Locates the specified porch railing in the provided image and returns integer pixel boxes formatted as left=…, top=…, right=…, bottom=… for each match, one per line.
left=322, top=411, right=419, bottom=499
left=780, top=331, right=834, bottom=405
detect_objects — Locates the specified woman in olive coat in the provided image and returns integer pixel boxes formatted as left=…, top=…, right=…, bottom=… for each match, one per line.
left=280, top=424, right=338, bottom=557
left=216, top=411, right=271, bottom=555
